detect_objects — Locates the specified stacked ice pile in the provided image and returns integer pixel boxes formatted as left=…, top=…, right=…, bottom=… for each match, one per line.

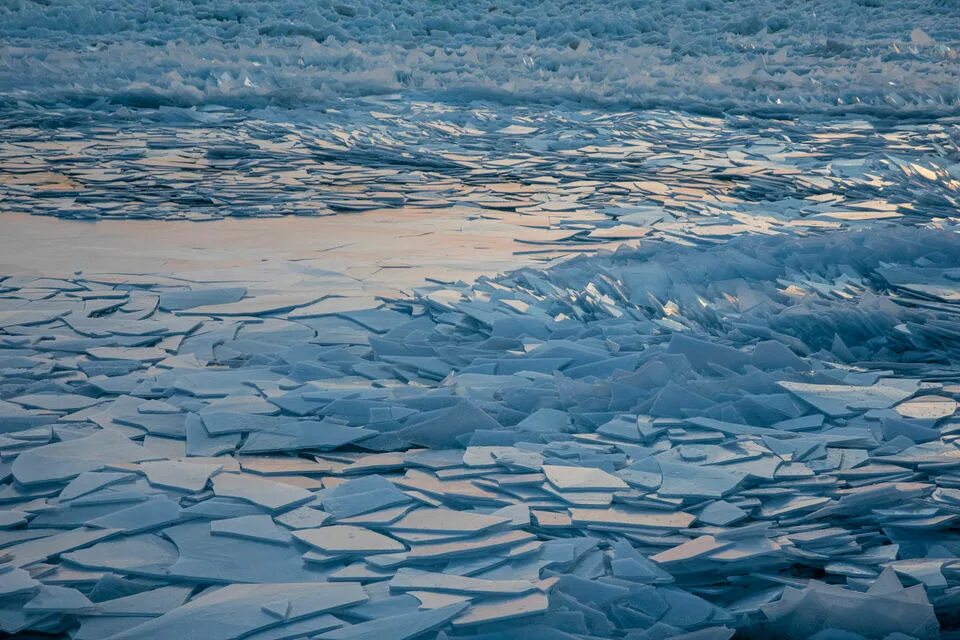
left=1, top=221, right=959, bottom=639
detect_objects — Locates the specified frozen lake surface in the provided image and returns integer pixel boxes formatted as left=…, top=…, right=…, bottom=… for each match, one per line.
left=2, top=1, right=960, bottom=638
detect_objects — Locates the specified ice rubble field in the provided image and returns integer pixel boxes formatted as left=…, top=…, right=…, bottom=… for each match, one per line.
left=1, top=101, right=960, bottom=639
left=3, top=1, right=960, bottom=639
left=0, top=0, right=959, bottom=115
left=4, top=202, right=960, bottom=640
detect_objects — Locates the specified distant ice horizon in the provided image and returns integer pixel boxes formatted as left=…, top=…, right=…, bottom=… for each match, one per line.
left=1, top=0, right=958, bottom=118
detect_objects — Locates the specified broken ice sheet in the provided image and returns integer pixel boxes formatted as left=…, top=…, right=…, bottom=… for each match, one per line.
left=389, top=568, right=536, bottom=595
left=657, top=461, right=746, bottom=499
left=451, top=591, right=549, bottom=627
left=212, top=472, right=314, bottom=511
left=163, top=521, right=332, bottom=583
left=542, top=464, right=628, bottom=491
left=12, top=430, right=157, bottom=485
left=2, top=102, right=960, bottom=640
left=240, top=420, right=375, bottom=454
left=569, top=506, right=696, bottom=531
left=318, top=602, right=467, bottom=640
left=293, top=525, right=407, bottom=555
left=762, top=568, right=939, bottom=639
left=138, top=459, right=223, bottom=492
left=894, top=395, right=957, bottom=421
left=406, top=529, right=535, bottom=562
left=108, top=582, right=367, bottom=640
left=778, top=379, right=921, bottom=417
left=210, top=514, right=293, bottom=545
left=321, top=475, right=411, bottom=519
left=650, top=535, right=733, bottom=565
left=386, top=508, right=509, bottom=534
